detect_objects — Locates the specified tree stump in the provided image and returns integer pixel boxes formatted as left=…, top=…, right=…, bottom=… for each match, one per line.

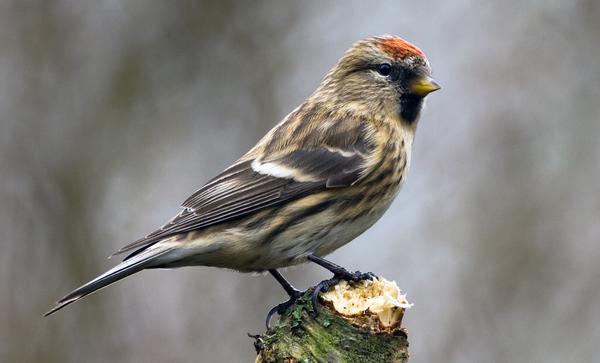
left=253, top=277, right=411, bottom=363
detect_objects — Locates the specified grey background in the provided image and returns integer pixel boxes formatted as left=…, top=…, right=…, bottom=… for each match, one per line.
left=2, top=1, right=599, bottom=362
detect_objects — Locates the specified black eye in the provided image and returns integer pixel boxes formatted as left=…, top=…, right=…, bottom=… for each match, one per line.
left=377, top=63, right=392, bottom=76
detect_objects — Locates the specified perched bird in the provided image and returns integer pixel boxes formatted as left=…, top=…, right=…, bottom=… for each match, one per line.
left=45, top=35, right=439, bottom=318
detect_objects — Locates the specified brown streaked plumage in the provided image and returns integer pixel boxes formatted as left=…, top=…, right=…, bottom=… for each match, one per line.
left=45, top=35, right=439, bottom=316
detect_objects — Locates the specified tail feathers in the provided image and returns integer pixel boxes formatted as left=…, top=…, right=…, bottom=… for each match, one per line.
left=44, top=245, right=172, bottom=316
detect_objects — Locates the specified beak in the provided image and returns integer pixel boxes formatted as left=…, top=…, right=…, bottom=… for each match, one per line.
left=409, top=76, right=441, bottom=97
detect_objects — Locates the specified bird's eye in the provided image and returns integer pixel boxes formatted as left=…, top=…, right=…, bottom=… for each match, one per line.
left=377, top=63, right=392, bottom=76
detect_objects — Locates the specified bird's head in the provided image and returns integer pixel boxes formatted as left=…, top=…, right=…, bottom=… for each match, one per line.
left=314, top=35, right=440, bottom=125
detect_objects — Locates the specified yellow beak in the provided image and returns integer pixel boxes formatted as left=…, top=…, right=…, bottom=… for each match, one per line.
left=409, top=76, right=441, bottom=97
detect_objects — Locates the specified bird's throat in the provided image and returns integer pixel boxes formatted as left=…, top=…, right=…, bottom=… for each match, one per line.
left=398, top=95, right=424, bottom=125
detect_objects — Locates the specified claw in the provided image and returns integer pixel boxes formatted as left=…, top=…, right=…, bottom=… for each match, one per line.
left=265, top=291, right=303, bottom=329
left=265, top=304, right=282, bottom=329
left=311, top=277, right=339, bottom=315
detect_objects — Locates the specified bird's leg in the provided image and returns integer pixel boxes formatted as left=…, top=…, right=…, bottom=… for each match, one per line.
left=307, top=254, right=376, bottom=314
left=307, top=255, right=375, bottom=282
left=270, top=269, right=302, bottom=297
left=265, top=269, right=303, bottom=329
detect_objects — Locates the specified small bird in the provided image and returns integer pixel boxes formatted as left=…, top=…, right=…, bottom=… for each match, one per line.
left=45, top=35, right=439, bottom=318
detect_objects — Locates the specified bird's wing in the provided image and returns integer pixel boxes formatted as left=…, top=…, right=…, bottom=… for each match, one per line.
left=114, top=142, right=371, bottom=258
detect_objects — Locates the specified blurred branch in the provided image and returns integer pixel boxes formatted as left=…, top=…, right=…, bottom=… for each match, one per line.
left=253, top=277, right=410, bottom=363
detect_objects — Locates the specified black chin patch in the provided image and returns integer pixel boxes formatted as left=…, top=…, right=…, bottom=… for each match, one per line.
left=399, top=94, right=424, bottom=124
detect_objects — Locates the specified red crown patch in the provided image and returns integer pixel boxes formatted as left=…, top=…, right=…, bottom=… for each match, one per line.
left=378, top=37, right=426, bottom=60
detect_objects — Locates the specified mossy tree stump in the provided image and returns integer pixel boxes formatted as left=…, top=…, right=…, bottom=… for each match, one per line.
left=253, top=277, right=411, bottom=363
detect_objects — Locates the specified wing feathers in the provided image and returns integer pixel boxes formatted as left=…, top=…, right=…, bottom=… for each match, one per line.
left=114, top=125, right=373, bottom=257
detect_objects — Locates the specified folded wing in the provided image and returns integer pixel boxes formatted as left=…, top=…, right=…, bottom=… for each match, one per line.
left=114, top=144, right=370, bottom=258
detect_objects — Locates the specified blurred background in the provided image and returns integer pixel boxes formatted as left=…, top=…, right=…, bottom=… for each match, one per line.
left=2, top=1, right=599, bottom=362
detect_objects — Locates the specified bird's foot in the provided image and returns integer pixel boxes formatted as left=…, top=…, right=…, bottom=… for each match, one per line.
left=306, top=255, right=376, bottom=284
left=334, top=268, right=377, bottom=283
left=265, top=288, right=303, bottom=329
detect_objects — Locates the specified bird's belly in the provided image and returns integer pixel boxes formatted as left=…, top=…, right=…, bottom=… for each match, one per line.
left=250, top=194, right=397, bottom=270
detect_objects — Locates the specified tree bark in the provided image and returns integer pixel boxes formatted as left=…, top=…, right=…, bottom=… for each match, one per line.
left=252, top=277, right=410, bottom=363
